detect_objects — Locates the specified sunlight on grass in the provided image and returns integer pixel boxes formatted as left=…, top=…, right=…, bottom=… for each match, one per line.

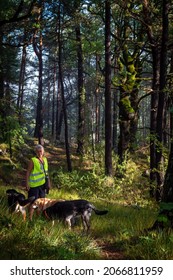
left=0, top=146, right=172, bottom=260
left=0, top=189, right=172, bottom=260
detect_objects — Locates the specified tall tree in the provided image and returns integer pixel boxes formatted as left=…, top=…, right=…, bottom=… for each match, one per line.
left=58, top=2, right=72, bottom=172
left=33, top=1, right=44, bottom=145
left=142, top=0, right=161, bottom=197
left=115, top=2, right=144, bottom=162
left=104, top=0, right=112, bottom=175
left=17, top=32, right=27, bottom=124
left=76, top=22, right=85, bottom=155
left=162, top=50, right=173, bottom=202
left=155, top=0, right=169, bottom=196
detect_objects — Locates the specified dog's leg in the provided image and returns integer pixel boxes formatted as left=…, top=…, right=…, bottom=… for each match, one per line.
left=23, top=211, right=26, bottom=221
left=29, top=205, right=35, bottom=221
left=13, top=203, right=26, bottom=221
left=36, top=208, right=42, bottom=217
left=82, top=212, right=90, bottom=232
left=20, top=207, right=26, bottom=221
left=43, top=210, right=51, bottom=220
left=65, top=217, right=72, bottom=229
left=14, top=203, right=19, bottom=213
left=70, top=217, right=76, bottom=227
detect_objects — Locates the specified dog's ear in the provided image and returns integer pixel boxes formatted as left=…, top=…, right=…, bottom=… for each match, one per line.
left=6, top=189, right=14, bottom=196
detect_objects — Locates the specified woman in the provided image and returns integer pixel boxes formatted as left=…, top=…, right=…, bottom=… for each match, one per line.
left=26, top=144, right=51, bottom=199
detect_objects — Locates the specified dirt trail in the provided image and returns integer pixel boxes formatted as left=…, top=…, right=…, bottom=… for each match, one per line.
left=100, top=244, right=125, bottom=259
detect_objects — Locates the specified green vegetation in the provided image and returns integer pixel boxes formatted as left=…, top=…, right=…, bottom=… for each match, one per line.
left=0, top=140, right=173, bottom=260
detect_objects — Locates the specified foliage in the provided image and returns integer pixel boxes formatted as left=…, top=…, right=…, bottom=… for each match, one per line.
left=0, top=192, right=101, bottom=260
left=51, top=168, right=117, bottom=199
left=124, top=232, right=173, bottom=260
left=0, top=142, right=172, bottom=260
left=0, top=0, right=173, bottom=259
left=1, top=185, right=172, bottom=260
left=154, top=202, right=173, bottom=228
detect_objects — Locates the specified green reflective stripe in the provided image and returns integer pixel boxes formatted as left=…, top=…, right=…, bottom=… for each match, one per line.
left=30, top=172, right=43, bottom=177
left=29, top=176, right=45, bottom=183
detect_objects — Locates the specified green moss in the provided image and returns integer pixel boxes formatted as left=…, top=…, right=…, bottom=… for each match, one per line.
left=120, top=96, right=135, bottom=114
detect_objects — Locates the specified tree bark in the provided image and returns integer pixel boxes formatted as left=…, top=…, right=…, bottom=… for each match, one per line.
left=17, top=37, right=27, bottom=124
left=51, top=62, right=56, bottom=139
left=161, top=51, right=173, bottom=202
left=76, top=24, right=85, bottom=155
left=58, top=3, right=72, bottom=172
left=142, top=0, right=160, bottom=198
left=105, top=0, right=112, bottom=175
left=155, top=0, right=169, bottom=196
left=33, top=1, right=44, bottom=145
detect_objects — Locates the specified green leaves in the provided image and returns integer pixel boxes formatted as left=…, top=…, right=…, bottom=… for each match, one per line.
left=160, top=202, right=173, bottom=211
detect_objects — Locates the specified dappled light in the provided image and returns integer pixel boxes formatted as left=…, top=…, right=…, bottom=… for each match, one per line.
left=0, top=141, right=172, bottom=260
left=0, top=0, right=173, bottom=261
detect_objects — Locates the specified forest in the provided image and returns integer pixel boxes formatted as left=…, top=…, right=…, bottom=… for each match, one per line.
left=1, top=0, right=173, bottom=260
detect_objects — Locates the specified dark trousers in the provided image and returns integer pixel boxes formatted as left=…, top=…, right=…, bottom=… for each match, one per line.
left=28, top=185, right=45, bottom=199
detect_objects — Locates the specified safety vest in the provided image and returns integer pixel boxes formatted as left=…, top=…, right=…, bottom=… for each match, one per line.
left=29, top=157, right=48, bottom=188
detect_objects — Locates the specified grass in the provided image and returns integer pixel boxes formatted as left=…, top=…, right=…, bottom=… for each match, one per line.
left=0, top=142, right=173, bottom=259
left=1, top=184, right=172, bottom=260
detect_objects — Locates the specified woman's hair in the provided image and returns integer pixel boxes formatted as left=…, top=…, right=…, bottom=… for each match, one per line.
left=35, top=144, right=44, bottom=152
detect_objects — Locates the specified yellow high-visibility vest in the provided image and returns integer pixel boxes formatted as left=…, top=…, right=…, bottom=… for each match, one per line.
left=29, top=157, right=48, bottom=188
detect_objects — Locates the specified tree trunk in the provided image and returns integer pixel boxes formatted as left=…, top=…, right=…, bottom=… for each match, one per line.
left=17, top=32, right=27, bottom=124
left=51, top=62, right=56, bottom=139
left=117, top=12, right=143, bottom=162
left=112, top=54, right=119, bottom=153
left=56, top=75, right=61, bottom=141
left=142, top=0, right=160, bottom=198
left=155, top=0, right=169, bottom=197
left=105, top=0, right=112, bottom=176
left=0, top=31, right=4, bottom=118
left=76, top=24, right=85, bottom=155
left=33, top=1, right=44, bottom=145
left=149, top=52, right=160, bottom=198
left=161, top=50, right=173, bottom=202
left=58, top=3, right=72, bottom=172
left=129, top=57, right=143, bottom=150
left=95, top=54, right=101, bottom=143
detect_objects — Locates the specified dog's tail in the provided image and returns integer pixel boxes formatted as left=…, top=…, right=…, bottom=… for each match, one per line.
left=94, top=209, right=108, bottom=215
left=90, top=204, right=108, bottom=215
left=17, top=196, right=35, bottom=206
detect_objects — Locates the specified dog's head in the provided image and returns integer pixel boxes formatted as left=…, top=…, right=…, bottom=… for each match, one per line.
left=6, top=189, right=19, bottom=196
left=31, top=198, right=46, bottom=211
left=6, top=189, right=21, bottom=209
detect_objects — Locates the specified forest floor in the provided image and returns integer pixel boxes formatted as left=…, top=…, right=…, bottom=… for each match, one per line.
left=97, top=242, right=125, bottom=259
left=35, top=145, right=129, bottom=260
left=0, top=141, right=157, bottom=260
left=39, top=146, right=126, bottom=259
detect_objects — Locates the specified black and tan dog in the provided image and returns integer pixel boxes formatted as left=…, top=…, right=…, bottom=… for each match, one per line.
left=42, top=199, right=108, bottom=231
left=6, top=189, right=35, bottom=221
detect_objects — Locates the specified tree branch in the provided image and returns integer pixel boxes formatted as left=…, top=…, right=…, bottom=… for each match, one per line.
left=0, top=0, right=37, bottom=27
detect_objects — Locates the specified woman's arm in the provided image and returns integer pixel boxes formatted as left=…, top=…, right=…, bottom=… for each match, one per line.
left=26, top=160, right=34, bottom=191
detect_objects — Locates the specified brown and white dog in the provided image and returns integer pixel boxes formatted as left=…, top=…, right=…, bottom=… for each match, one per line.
left=30, top=198, right=65, bottom=220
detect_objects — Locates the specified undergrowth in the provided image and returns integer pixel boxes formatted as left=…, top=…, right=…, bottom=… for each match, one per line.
left=0, top=141, right=172, bottom=260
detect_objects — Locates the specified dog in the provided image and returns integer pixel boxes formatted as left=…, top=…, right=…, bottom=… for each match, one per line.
left=30, top=197, right=65, bottom=220
left=6, top=189, right=35, bottom=221
left=43, top=199, right=108, bottom=231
